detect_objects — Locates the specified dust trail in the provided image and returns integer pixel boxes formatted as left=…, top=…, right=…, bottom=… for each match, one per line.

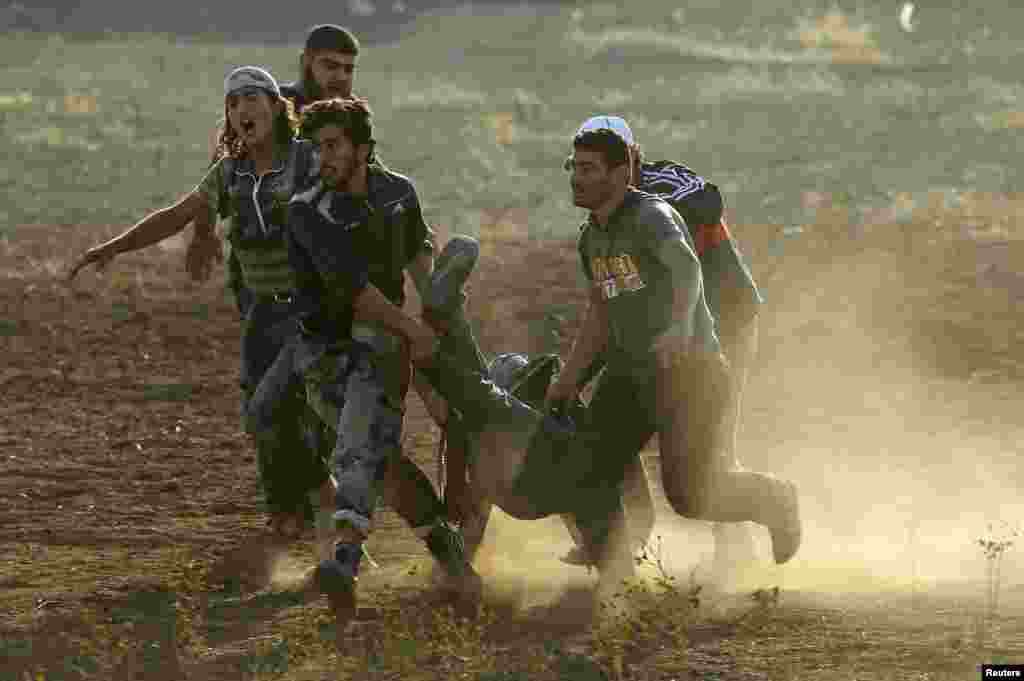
left=268, top=548, right=317, bottom=591
left=472, top=510, right=598, bottom=609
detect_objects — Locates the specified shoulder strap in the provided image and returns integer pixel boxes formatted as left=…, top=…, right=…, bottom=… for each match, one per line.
left=290, top=179, right=325, bottom=206
left=217, top=156, right=236, bottom=220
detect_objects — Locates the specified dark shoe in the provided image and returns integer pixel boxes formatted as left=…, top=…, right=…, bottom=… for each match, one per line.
left=423, top=236, right=479, bottom=320
left=426, top=520, right=474, bottom=577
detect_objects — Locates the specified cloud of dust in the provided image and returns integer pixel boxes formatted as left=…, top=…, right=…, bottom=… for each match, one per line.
left=472, top=510, right=598, bottom=609
left=730, top=207, right=1024, bottom=595
left=462, top=194, right=1024, bottom=602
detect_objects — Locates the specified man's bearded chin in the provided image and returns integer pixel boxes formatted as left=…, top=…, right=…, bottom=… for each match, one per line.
left=325, top=161, right=363, bottom=192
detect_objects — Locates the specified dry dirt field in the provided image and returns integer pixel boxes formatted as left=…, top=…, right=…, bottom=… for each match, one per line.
left=2, top=197, right=1024, bottom=679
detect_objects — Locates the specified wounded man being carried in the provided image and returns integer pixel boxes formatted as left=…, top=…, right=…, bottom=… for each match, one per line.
left=413, top=236, right=802, bottom=590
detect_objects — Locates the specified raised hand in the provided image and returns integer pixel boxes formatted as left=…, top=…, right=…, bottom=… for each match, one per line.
left=185, top=231, right=223, bottom=282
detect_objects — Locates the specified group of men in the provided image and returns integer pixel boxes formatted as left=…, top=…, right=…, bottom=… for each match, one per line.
left=67, top=22, right=803, bottom=645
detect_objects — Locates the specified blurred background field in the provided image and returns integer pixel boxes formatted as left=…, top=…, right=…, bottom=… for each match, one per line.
left=2, top=1, right=1023, bottom=235
left=1, top=2, right=1023, bottom=679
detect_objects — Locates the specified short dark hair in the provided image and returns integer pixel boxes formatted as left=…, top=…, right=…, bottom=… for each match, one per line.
left=300, top=96, right=374, bottom=147
left=572, top=129, right=631, bottom=169
left=304, top=24, right=360, bottom=55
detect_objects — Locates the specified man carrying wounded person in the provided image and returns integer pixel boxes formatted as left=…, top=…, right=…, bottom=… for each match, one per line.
left=558, top=116, right=766, bottom=578
left=411, top=230, right=802, bottom=593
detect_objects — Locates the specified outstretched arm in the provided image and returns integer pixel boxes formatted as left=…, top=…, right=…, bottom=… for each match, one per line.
left=67, top=191, right=209, bottom=281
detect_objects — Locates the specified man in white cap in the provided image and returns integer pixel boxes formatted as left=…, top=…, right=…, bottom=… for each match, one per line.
left=559, top=116, right=765, bottom=581
left=547, top=124, right=797, bottom=584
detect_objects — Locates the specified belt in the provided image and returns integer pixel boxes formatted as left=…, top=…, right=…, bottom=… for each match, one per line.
left=266, top=291, right=293, bottom=304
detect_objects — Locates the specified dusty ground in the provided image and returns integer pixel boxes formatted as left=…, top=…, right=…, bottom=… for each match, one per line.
left=1, top=204, right=1023, bottom=679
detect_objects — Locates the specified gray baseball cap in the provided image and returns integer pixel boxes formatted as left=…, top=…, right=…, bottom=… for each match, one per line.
left=224, top=66, right=281, bottom=99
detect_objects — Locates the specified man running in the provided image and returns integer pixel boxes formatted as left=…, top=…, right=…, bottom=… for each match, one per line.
left=275, top=97, right=481, bottom=639
left=191, top=23, right=484, bottom=544
left=559, top=116, right=765, bottom=578
left=544, top=127, right=800, bottom=580
left=68, top=66, right=330, bottom=538
left=386, top=230, right=803, bottom=598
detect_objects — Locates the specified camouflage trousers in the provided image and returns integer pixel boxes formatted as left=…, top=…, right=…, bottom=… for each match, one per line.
left=302, top=334, right=406, bottom=537
left=248, top=324, right=457, bottom=542
left=240, top=298, right=331, bottom=520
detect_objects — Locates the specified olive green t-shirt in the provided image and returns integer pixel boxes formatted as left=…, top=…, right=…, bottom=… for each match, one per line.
left=577, top=189, right=720, bottom=364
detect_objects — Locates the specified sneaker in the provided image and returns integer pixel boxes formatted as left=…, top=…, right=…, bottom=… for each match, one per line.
left=768, top=479, right=802, bottom=564
left=423, top=236, right=480, bottom=320
left=426, top=520, right=472, bottom=576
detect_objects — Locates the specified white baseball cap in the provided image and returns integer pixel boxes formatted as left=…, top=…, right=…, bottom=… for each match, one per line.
left=224, top=66, right=281, bottom=99
left=575, top=115, right=635, bottom=146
